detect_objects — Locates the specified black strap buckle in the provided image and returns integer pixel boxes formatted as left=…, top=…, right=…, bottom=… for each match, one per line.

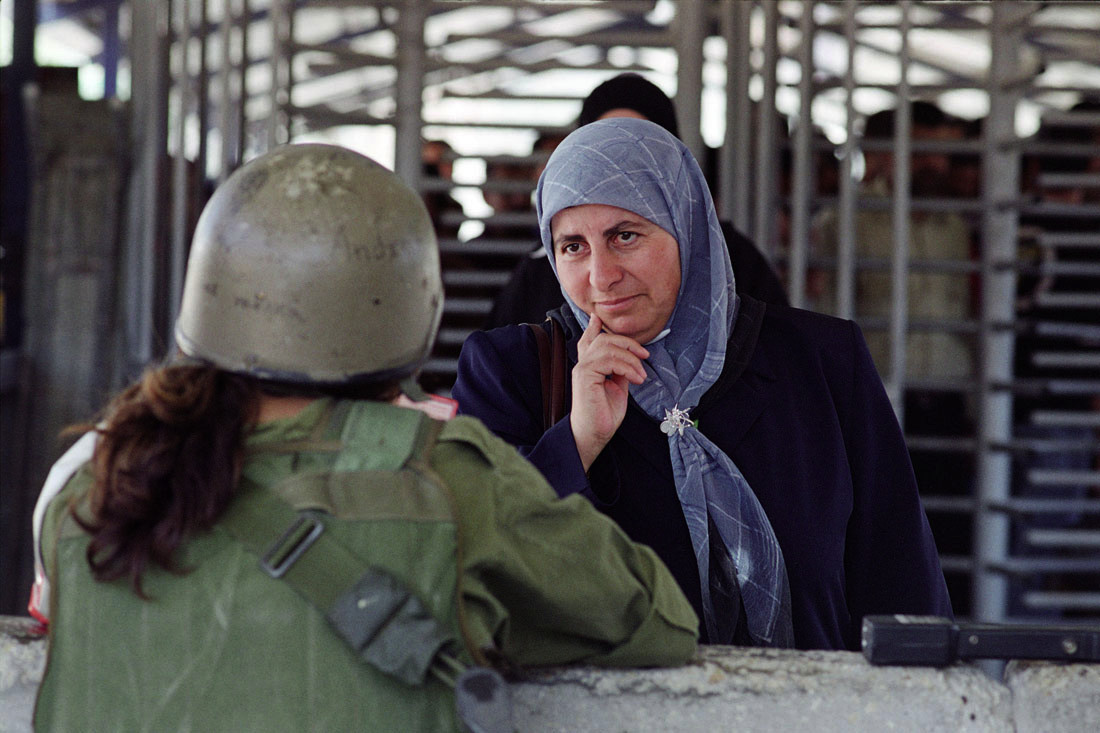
left=260, top=512, right=325, bottom=578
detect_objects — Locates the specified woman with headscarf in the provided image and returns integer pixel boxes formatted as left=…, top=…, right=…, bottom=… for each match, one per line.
left=453, top=118, right=952, bottom=650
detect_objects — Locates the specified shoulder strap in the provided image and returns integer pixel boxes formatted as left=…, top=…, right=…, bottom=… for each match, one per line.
left=527, top=318, right=568, bottom=431
left=219, top=486, right=454, bottom=684
left=219, top=484, right=513, bottom=732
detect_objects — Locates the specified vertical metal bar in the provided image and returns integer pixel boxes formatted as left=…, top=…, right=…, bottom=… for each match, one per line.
left=722, top=0, right=753, bottom=231
left=394, top=0, right=428, bottom=186
left=102, top=0, right=121, bottom=99
left=974, top=1, right=1025, bottom=624
left=196, top=0, right=210, bottom=188
left=753, top=0, right=780, bottom=260
left=237, top=0, right=249, bottom=161
left=11, top=0, right=36, bottom=75
left=4, top=0, right=36, bottom=349
left=171, top=0, right=192, bottom=329
left=719, top=0, right=734, bottom=222
left=675, top=0, right=706, bottom=163
left=157, top=0, right=175, bottom=349
left=267, top=0, right=287, bottom=150
left=286, top=0, right=295, bottom=140
left=218, top=0, right=235, bottom=182
left=8, top=0, right=35, bottom=224
left=835, top=0, right=857, bottom=320
left=0, top=0, right=35, bottom=619
left=887, top=1, right=912, bottom=417
left=788, top=0, right=815, bottom=309
left=124, top=0, right=170, bottom=371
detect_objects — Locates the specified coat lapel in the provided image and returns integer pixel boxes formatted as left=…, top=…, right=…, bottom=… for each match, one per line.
left=694, top=294, right=775, bottom=452
left=698, top=351, right=775, bottom=452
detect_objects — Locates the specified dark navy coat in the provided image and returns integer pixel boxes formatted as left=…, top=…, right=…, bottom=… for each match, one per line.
left=453, top=295, right=953, bottom=650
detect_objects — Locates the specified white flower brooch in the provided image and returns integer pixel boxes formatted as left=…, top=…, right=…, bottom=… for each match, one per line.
left=660, top=405, right=695, bottom=437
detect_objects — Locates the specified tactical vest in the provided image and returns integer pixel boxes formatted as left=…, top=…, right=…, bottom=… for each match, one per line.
left=36, top=400, right=477, bottom=732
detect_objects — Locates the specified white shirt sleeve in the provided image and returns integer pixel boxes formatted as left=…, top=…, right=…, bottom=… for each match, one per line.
left=28, top=431, right=98, bottom=624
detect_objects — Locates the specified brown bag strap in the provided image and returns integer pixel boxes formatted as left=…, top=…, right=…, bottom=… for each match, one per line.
left=527, top=319, right=568, bottom=432
left=527, top=322, right=553, bottom=430
left=548, top=318, right=567, bottom=428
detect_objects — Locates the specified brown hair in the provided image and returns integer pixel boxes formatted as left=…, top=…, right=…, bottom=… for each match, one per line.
left=73, top=364, right=261, bottom=597
left=72, top=363, right=405, bottom=597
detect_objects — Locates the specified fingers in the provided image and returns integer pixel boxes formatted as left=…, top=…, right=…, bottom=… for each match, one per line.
left=571, top=314, right=647, bottom=472
left=579, top=314, right=649, bottom=357
left=577, top=314, right=649, bottom=383
left=601, top=350, right=648, bottom=385
left=579, top=340, right=647, bottom=385
left=579, top=311, right=602, bottom=341
left=570, top=362, right=632, bottom=473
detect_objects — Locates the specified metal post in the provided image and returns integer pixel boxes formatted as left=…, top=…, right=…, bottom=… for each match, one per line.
left=267, top=0, right=289, bottom=150
left=675, top=0, right=706, bottom=163
left=721, top=0, right=753, bottom=232
left=3, top=0, right=36, bottom=346
left=171, top=0, right=193, bottom=329
left=237, top=0, right=250, bottom=161
left=195, top=0, right=210, bottom=188
left=835, top=0, right=857, bottom=320
left=103, top=1, right=121, bottom=99
left=887, top=1, right=912, bottom=417
left=394, top=0, right=428, bottom=186
left=753, top=0, right=780, bottom=260
left=286, top=1, right=295, bottom=140
left=974, top=1, right=1026, bottom=624
left=217, top=0, right=236, bottom=182
left=9, top=0, right=35, bottom=78
left=124, top=0, right=171, bottom=372
left=788, top=1, right=815, bottom=309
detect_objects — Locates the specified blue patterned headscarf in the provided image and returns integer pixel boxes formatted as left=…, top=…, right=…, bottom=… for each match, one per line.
left=535, top=118, right=793, bottom=646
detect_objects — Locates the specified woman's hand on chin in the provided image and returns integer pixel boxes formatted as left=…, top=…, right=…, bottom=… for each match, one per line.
left=569, top=314, right=649, bottom=472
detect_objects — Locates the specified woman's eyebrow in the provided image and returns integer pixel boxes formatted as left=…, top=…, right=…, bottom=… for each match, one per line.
left=603, top=219, right=645, bottom=237
left=553, top=218, right=648, bottom=245
left=552, top=231, right=582, bottom=247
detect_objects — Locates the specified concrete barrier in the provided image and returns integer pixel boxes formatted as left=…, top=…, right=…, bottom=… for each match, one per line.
left=1007, top=658, right=1100, bottom=733
left=0, top=618, right=44, bottom=733
left=510, top=646, right=1013, bottom=732
left=2, top=615, right=1097, bottom=732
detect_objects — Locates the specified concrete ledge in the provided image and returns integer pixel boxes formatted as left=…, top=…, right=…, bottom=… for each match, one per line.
left=2, top=615, right=1097, bottom=732
left=0, top=618, right=45, bottom=733
left=511, top=646, right=1011, bottom=732
left=1007, top=658, right=1100, bottom=733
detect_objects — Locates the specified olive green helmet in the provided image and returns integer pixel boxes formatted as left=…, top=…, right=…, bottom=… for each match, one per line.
left=175, top=143, right=442, bottom=384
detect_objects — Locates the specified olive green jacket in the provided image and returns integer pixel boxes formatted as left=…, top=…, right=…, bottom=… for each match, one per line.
left=35, top=400, right=697, bottom=731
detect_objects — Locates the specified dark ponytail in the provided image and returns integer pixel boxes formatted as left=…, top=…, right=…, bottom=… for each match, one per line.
left=73, top=364, right=260, bottom=597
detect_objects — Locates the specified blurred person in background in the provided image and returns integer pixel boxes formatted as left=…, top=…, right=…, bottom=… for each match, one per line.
left=424, top=151, right=544, bottom=394
left=421, top=138, right=464, bottom=240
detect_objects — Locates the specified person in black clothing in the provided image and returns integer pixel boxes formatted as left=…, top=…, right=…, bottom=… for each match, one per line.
left=484, top=73, right=788, bottom=330
left=421, top=138, right=464, bottom=240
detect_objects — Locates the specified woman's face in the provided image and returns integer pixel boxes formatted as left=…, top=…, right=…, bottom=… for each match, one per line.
left=551, top=203, right=681, bottom=344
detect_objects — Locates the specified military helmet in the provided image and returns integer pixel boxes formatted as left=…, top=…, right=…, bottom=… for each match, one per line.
left=175, top=143, right=442, bottom=384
